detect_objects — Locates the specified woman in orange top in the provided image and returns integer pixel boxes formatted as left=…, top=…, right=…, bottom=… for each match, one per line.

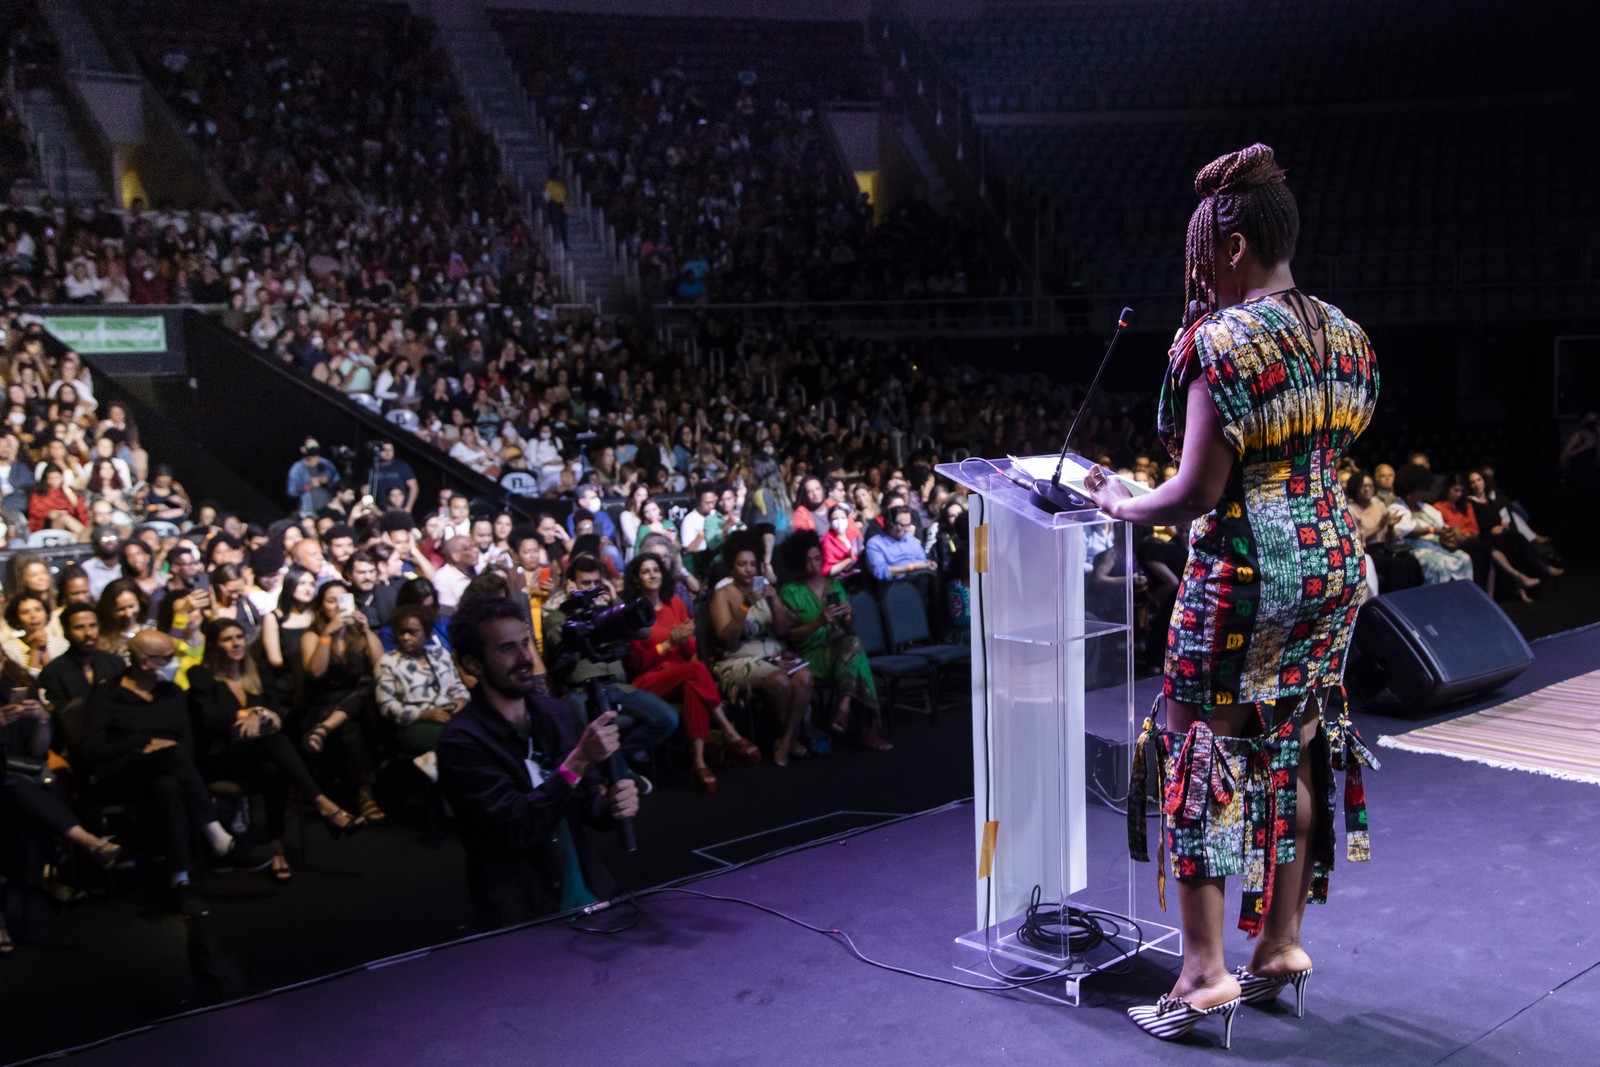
left=1435, top=475, right=1541, bottom=602
left=26, top=464, right=89, bottom=537
left=622, top=552, right=759, bottom=793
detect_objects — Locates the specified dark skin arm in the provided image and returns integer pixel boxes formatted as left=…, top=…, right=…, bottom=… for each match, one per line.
left=1084, top=376, right=1236, bottom=526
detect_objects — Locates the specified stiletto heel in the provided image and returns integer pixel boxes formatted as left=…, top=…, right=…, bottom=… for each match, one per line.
left=1127, top=995, right=1242, bottom=1048
left=1234, top=966, right=1312, bottom=1017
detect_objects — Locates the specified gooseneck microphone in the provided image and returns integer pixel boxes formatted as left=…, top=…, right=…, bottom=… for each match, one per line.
left=1005, top=307, right=1134, bottom=513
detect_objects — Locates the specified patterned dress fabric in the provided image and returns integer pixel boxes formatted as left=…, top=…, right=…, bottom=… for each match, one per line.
left=1157, top=293, right=1379, bottom=708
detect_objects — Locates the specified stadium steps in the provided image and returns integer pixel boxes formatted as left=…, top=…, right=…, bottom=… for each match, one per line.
left=438, top=21, right=629, bottom=314
left=14, top=84, right=110, bottom=204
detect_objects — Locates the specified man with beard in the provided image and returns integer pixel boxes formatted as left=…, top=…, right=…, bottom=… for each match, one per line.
left=436, top=595, right=639, bottom=927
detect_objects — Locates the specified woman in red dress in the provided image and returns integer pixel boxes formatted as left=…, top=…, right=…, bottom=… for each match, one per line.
left=622, top=552, right=759, bottom=793
left=27, top=463, right=89, bottom=537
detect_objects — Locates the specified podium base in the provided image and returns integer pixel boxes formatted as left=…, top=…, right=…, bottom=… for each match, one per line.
left=954, top=909, right=1181, bottom=1007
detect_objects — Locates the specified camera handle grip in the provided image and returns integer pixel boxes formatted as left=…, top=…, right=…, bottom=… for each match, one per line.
left=586, top=678, right=637, bottom=853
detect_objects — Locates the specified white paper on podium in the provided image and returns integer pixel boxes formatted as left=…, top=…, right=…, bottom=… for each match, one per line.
left=1011, top=455, right=1153, bottom=497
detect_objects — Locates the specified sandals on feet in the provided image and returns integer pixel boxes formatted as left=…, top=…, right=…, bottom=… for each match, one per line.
left=324, top=808, right=366, bottom=840
left=356, top=792, right=387, bottom=824
left=269, top=851, right=292, bottom=882
left=303, top=721, right=332, bottom=754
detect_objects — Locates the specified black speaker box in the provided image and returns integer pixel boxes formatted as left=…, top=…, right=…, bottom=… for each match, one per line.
left=1345, top=580, right=1533, bottom=717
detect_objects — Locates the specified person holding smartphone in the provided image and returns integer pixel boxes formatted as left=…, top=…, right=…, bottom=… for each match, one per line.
left=300, top=580, right=386, bottom=822
left=709, top=531, right=812, bottom=766
left=777, top=531, right=891, bottom=751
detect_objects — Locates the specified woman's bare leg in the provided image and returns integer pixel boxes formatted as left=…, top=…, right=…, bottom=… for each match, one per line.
left=1247, top=707, right=1321, bottom=979
left=1164, top=697, right=1248, bottom=1009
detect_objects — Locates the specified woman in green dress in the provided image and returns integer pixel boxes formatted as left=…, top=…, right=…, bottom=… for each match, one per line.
left=777, top=530, right=891, bottom=752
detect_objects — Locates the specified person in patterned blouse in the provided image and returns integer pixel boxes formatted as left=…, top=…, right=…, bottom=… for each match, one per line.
left=376, top=603, right=470, bottom=755
left=1086, top=144, right=1378, bottom=1048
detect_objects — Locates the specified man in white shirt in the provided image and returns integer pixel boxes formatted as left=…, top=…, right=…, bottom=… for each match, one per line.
left=678, top=482, right=717, bottom=564
left=442, top=494, right=474, bottom=540
left=433, top=536, right=479, bottom=615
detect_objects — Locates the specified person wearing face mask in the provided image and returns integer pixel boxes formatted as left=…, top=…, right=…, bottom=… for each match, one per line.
left=564, top=485, right=620, bottom=544
left=81, top=630, right=269, bottom=917
left=820, top=503, right=862, bottom=579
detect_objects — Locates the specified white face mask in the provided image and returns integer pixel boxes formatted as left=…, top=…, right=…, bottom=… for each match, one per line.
left=831, top=517, right=849, bottom=534
left=155, top=660, right=180, bottom=684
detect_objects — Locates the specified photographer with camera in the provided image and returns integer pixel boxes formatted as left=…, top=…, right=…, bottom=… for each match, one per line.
left=539, top=554, right=678, bottom=779
left=438, top=595, right=640, bottom=927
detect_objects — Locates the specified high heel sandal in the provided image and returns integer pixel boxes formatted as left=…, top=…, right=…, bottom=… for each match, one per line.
left=88, top=836, right=123, bottom=870
left=269, top=851, right=292, bottom=882
left=725, top=737, right=762, bottom=765
left=356, top=791, right=387, bottom=824
left=324, top=808, right=366, bottom=840
left=303, top=721, right=333, bottom=755
left=1127, top=995, right=1241, bottom=1049
left=1234, top=966, right=1312, bottom=1018
left=0, top=926, right=13, bottom=956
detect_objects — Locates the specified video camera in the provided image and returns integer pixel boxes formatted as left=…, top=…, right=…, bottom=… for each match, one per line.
left=555, top=587, right=655, bottom=672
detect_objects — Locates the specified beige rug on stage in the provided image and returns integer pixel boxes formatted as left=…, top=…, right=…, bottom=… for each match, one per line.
left=1377, top=670, right=1600, bottom=785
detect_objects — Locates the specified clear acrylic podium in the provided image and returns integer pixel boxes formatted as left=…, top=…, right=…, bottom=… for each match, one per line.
left=936, top=456, right=1180, bottom=1005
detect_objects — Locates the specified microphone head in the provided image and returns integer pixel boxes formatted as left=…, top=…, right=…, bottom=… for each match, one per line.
left=1117, top=307, right=1135, bottom=329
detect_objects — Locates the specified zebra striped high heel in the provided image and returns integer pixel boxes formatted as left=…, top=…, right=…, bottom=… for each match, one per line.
left=1234, top=966, right=1312, bottom=1017
left=1127, top=994, right=1242, bottom=1049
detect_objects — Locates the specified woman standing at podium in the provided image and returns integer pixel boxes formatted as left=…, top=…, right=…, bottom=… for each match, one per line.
left=1083, top=144, right=1379, bottom=1049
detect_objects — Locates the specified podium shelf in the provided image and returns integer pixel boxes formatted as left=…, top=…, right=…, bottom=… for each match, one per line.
left=991, top=619, right=1128, bottom=646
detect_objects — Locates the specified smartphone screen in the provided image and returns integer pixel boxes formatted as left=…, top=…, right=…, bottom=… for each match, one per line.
left=826, top=590, right=843, bottom=608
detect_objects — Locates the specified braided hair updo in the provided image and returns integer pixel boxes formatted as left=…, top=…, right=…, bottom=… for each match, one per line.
left=1182, top=143, right=1300, bottom=329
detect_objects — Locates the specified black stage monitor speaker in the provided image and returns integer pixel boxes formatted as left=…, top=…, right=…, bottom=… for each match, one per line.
left=1345, top=580, right=1533, bottom=717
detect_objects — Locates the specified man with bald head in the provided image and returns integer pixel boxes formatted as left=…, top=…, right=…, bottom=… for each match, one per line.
left=291, top=536, right=340, bottom=582
left=1373, top=463, right=1397, bottom=506
left=433, top=535, right=479, bottom=615
left=81, top=631, right=267, bottom=917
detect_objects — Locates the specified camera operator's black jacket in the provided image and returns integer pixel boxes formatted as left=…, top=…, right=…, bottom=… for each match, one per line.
left=436, top=686, right=617, bottom=928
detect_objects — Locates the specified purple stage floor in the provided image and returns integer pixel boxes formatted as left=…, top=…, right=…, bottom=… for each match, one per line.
left=33, top=625, right=1600, bottom=1066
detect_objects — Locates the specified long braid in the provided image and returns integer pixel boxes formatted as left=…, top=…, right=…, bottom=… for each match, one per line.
left=1181, top=143, right=1301, bottom=330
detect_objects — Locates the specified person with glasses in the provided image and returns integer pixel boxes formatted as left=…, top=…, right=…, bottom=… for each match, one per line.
left=865, top=505, right=936, bottom=585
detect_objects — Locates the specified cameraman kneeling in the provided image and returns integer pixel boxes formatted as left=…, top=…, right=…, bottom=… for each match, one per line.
left=540, top=554, right=678, bottom=773
left=438, top=596, right=640, bottom=928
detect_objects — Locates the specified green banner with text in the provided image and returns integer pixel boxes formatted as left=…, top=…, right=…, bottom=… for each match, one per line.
left=41, top=315, right=168, bottom=354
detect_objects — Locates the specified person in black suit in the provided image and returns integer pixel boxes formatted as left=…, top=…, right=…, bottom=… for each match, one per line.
left=80, top=631, right=266, bottom=917
left=436, top=595, right=640, bottom=929
left=39, top=604, right=124, bottom=711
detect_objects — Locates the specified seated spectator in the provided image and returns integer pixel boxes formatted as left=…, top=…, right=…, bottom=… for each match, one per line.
left=201, top=563, right=262, bottom=644
left=26, top=463, right=88, bottom=537
left=819, top=503, right=862, bottom=580
left=81, top=524, right=125, bottom=600
left=777, top=532, right=890, bottom=751
left=39, top=603, right=123, bottom=710
left=1465, top=470, right=1561, bottom=574
left=96, top=577, right=151, bottom=659
left=80, top=631, right=266, bottom=917
left=866, top=504, right=937, bottom=585
left=928, top=500, right=971, bottom=641
left=540, top=553, right=678, bottom=769
left=376, top=604, right=470, bottom=756
left=617, top=485, right=652, bottom=562
left=55, top=563, right=95, bottom=614
left=1387, top=464, right=1473, bottom=584
left=299, top=580, right=385, bottom=823
left=437, top=595, right=640, bottom=928
left=379, top=577, right=451, bottom=653
left=631, top=498, right=676, bottom=558
left=142, top=464, right=190, bottom=523
left=432, top=536, right=479, bottom=615
left=0, top=683, right=123, bottom=949
left=791, top=477, right=829, bottom=533
left=1434, top=474, right=1543, bottom=603
left=2, top=592, right=67, bottom=678
left=343, top=550, right=397, bottom=631
left=189, top=620, right=365, bottom=882
left=1345, top=468, right=1418, bottom=595
left=707, top=531, right=812, bottom=766
left=704, top=484, right=747, bottom=560
left=622, top=553, right=759, bottom=793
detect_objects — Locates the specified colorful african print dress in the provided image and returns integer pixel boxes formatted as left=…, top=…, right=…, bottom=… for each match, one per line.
left=1131, top=292, right=1382, bottom=934
left=1157, top=293, right=1378, bottom=708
